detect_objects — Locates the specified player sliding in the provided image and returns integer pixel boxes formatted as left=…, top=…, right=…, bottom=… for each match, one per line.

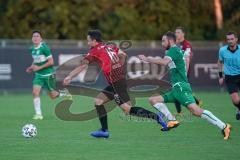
left=63, top=30, right=178, bottom=138
left=138, top=31, right=231, bottom=140
left=26, top=30, right=71, bottom=120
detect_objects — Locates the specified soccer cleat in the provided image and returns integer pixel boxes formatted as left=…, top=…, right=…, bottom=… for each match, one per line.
left=60, top=88, right=72, bottom=100
left=33, top=114, right=43, bottom=120
left=156, top=112, right=169, bottom=131
left=90, top=129, right=110, bottom=138
left=222, top=123, right=231, bottom=140
left=236, top=112, right=240, bottom=120
left=167, top=120, right=180, bottom=129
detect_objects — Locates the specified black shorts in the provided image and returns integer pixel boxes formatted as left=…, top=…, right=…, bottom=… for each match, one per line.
left=102, top=79, right=130, bottom=105
left=225, top=74, right=240, bottom=94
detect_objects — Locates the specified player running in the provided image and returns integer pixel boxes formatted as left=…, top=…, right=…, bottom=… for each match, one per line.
left=63, top=30, right=173, bottom=138
left=138, top=31, right=231, bottom=140
left=218, top=31, right=240, bottom=120
left=174, top=26, right=201, bottom=115
left=26, top=30, right=71, bottom=120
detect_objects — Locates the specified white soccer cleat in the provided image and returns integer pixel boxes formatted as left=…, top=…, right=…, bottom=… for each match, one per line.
left=60, top=88, right=73, bottom=100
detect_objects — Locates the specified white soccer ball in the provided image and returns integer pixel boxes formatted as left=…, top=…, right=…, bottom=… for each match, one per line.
left=22, top=124, right=37, bottom=138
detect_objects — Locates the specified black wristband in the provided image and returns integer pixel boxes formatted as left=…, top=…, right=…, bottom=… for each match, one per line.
left=218, top=72, right=223, bottom=78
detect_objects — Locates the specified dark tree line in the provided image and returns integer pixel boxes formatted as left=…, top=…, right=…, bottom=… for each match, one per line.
left=0, top=0, right=239, bottom=40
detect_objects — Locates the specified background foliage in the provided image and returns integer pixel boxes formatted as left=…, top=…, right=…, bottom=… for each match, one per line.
left=0, top=0, right=239, bottom=40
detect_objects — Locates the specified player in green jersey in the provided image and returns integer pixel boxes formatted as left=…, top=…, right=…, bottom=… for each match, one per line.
left=138, top=31, right=231, bottom=140
left=26, top=30, right=71, bottom=120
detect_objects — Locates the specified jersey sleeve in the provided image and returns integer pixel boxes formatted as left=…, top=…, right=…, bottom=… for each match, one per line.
left=165, top=48, right=177, bottom=61
left=184, top=47, right=191, bottom=57
left=43, top=44, right=52, bottom=59
left=84, top=51, right=95, bottom=63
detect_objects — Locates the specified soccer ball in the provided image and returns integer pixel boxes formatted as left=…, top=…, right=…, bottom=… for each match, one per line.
left=22, top=124, right=37, bottom=138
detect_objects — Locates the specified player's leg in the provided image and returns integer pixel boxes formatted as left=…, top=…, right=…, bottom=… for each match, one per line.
left=174, top=100, right=182, bottom=114
left=176, top=84, right=231, bottom=140
left=94, top=91, right=112, bottom=131
left=119, top=101, right=169, bottom=130
left=149, top=94, right=179, bottom=129
left=46, top=75, right=72, bottom=100
left=230, top=92, right=240, bottom=120
left=90, top=86, right=113, bottom=138
left=109, top=79, right=169, bottom=130
left=187, top=103, right=231, bottom=140
left=32, top=76, right=44, bottom=120
left=225, top=75, right=240, bottom=120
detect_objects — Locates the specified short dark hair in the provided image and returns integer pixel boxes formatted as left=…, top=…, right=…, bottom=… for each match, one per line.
left=166, top=31, right=176, bottom=42
left=226, top=31, right=238, bottom=38
left=88, top=30, right=102, bottom=42
left=32, top=30, right=42, bottom=37
left=176, top=26, right=185, bottom=33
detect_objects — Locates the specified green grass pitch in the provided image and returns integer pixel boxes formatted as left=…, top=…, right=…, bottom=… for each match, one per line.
left=0, top=91, right=239, bottom=160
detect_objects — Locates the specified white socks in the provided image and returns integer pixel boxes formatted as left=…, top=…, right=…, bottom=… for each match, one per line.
left=201, top=110, right=226, bottom=130
left=33, top=97, right=42, bottom=115
left=153, top=103, right=176, bottom=121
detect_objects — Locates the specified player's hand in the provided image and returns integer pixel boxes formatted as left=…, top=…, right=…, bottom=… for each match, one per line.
left=138, top=55, right=148, bottom=62
left=26, top=66, right=33, bottom=73
left=63, top=76, right=72, bottom=86
left=219, top=78, right=224, bottom=86
left=32, top=65, right=42, bottom=72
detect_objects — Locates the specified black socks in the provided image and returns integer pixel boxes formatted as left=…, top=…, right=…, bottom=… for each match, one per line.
left=174, top=101, right=182, bottom=113
left=234, top=102, right=240, bottom=110
left=95, top=105, right=108, bottom=131
left=129, top=106, right=158, bottom=121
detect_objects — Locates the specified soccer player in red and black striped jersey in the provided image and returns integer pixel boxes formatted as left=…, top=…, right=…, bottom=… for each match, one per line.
left=175, top=26, right=201, bottom=114
left=63, top=30, right=168, bottom=138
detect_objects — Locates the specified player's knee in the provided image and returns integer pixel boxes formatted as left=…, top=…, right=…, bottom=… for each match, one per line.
left=94, top=98, right=104, bottom=106
left=49, top=91, right=58, bottom=99
left=148, top=97, right=155, bottom=105
left=188, top=104, right=203, bottom=117
left=123, top=109, right=130, bottom=114
left=49, top=94, right=56, bottom=99
left=32, top=90, right=40, bottom=97
left=232, top=99, right=240, bottom=106
left=120, top=103, right=131, bottom=114
left=230, top=93, right=240, bottom=104
left=149, top=97, right=161, bottom=105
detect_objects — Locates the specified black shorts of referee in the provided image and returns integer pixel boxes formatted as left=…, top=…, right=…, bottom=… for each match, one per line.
left=225, top=74, right=240, bottom=94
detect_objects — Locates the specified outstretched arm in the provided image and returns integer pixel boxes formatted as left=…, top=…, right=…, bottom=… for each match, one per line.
left=63, top=59, right=89, bottom=85
left=138, top=55, right=171, bottom=66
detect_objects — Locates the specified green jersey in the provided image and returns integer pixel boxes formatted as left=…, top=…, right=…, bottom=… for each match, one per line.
left=165, top=45, right=188, bottom=85
left=30, top=42, right=54, bottom=77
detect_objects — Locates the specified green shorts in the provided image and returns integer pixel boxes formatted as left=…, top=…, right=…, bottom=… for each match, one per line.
left=163, top=82, right=196, bottom=107
left=33, top=74, right=56, bottom=91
